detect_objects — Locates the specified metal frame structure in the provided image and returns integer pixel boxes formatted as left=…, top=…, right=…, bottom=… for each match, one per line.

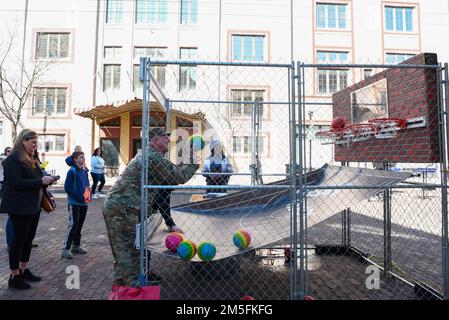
left=297, top=61, right=449, bottom=300
left=139, top=58, right=449, bottom=300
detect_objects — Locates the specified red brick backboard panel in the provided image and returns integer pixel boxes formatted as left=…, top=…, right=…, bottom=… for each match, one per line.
left=332, top=53, right=440, bottom=163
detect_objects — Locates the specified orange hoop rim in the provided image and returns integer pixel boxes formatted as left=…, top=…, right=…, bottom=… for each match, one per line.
left=368, top=118, right=407, bottom=129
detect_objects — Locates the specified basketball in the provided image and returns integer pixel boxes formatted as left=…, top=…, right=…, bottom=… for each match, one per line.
left=233, top=229, right=251, bottom=249
left=177, top=240, right=197, bottom=261
left=165, top=232, right=184, bottom=253
left=197, top=242, right=217, bottom=261
left=241, top=295, right=255, bottom=300
left=190, top=134, right=206, bottom=151
left=331, top=117, right=346, bottom=130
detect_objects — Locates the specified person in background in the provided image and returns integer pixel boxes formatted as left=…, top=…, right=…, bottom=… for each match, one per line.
left=62, top=151, right=90, bottom=259
left=202, top=140, right=233, bottom=194
left=91, top=148, right=106, bottom=199
left=0, top=129, right=55, bottom=290
left=1, top=147, right=13, bottom=252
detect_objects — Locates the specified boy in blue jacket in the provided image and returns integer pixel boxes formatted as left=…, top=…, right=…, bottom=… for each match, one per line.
left=62, top=151, right=91, bottom=259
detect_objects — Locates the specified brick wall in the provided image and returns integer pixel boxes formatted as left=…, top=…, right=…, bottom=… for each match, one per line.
left=332, top=53, right=440, bottom=163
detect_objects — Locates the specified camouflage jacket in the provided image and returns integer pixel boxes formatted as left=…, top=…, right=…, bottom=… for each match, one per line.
left=103, top=147, right=198, bottom=223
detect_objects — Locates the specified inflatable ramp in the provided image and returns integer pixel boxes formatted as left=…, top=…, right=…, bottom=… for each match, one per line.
left=147, top=164, right=411, bottom=261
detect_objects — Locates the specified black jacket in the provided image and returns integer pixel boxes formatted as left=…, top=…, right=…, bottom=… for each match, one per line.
left=0, top=152, right=43, bottom=215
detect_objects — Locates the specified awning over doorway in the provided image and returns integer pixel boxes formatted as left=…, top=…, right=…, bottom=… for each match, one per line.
left=74, top=97, right=205, bottom=123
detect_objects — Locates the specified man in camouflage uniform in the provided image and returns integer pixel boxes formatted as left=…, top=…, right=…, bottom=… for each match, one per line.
left=102, top=128, right=198, bottom=286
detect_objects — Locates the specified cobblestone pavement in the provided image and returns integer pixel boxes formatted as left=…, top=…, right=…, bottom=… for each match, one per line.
left=0, top=188, right=440, bottom=300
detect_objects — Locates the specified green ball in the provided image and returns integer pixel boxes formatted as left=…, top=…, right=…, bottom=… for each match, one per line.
left=197, top=242, right=217, bottom=261
left=190, top=134, right=206, bottom=151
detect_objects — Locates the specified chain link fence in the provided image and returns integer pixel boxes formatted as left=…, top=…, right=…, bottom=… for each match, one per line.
left=299, top=57, right=449, bottom=300
left=136, top=56, right=449, bottom=300
left=140, top=59, right=297, bottom=300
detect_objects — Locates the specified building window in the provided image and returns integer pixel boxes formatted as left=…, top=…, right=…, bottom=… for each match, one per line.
left=104, top=46, right=122, bottom=59
left=32, top=88, right=67, bottom=116
left=38, top=134, right=66, bottom=153
left=136, top=0, right=167, bottom=24
left=179, top=48, right=197, bottom=90
left=386, top=53, right=415, bottom=64
left=106, top=0, right=124, bottom=23
left=35, top=33, right=70, bottom=59
left=104, top=65, right=121, bottom=91
left=363, top=69, right=373, bottom=80
left=232, top=35, right=264, bottom=62
left=316, top=3, right=347, bottom=29
left=230, top=89, right=265, bottom=118
left=232, top=136, right=265, bottom=155
left=385, top=6, right=413, bottom=32
left=180, top=0, right=198, bottom=24
left=133, top=47, right=167, bottom=90
left=317, top=51, right=349, bottom=95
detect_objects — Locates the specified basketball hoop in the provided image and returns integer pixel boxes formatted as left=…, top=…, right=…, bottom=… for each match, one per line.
left=315, top=130, right=341, bottom=145
left=368, top=118, right=407, bottom=139
left=348, top=124, right=375, bottom=142
left=335, top=127, right=353, bottom=145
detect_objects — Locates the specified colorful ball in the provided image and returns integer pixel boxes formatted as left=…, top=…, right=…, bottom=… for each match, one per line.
left=190, top=134, right=206, bottom=151
left=165, top=232, right=184, bottom=253
left=197, top=242, right=217, bottom=261
left=177, top=240, right=197, bottom=261
left=233, top=229, right=251, bottom=250
left=331, top=117, right=346, bottom=130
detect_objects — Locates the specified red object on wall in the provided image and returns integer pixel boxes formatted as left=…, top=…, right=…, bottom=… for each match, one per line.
left=332, top=53, right=439, bottom=163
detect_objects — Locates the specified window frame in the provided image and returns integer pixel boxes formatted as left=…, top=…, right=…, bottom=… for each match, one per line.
left=385, top=52, right=415, bottom=64
left=179, top=47, right=198, bottom=91
left=316, top=2, right=349, bottom=30
left=31, top=87, right=69, bottom=117
left=37, top=134, right=67, bottom=154
left=180, top=0, right=198, bottom=25
left=316, top=50, right=350, bottom=95
left=103, top=64, right=121, bottom=91
left=106, top=0, right=124, bottom=24
left=133, top=46, right=168, bottom=90
left=229, top=89, right=266, bottom=119
left=135, top=0, right=168, bottom=24
left=231, top=134, right=269, bottom=158
left=35, top=32, right=71, bottom=60
left=231, top=34, right=265, bottom=62
left=384, top=5, right=415, bottom=33
left=104, top=46, right=122, bottom=60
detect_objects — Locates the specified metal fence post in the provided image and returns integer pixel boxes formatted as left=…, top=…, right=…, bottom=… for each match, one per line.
left=289, top=62, right=298, bottom=300
left=296, top=61, right=306, bottom=300
left=440, top=63, right=449, bottom=299
left=383, top=162, right=392, bottom=276
left=139, top=57, right=151, bottom=285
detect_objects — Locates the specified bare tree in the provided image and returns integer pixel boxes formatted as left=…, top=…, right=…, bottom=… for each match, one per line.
left=0, top=27, right=52, bottom=142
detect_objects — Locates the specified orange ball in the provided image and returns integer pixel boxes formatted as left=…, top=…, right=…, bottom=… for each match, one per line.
left=331, top=117, right=346, bottom=130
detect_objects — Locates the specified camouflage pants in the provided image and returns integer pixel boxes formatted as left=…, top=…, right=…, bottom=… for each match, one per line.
left=102, top=200, right=140, bottom=286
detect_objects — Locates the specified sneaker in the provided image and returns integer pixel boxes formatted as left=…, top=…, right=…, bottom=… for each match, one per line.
left=147, top=272, right=162, bottom=284
left=98, top=193, right=106, bottom=198
left=8, top=275, right=31, bottom=290
left=71, top=246, right=88, bottom=254
left=20, top=269, right=42, bottom=282
left=61, top=250, right=74, bottom=259
left=168, top=225, right=183, bottom=234
left=92, top=194, right=100, bottom=199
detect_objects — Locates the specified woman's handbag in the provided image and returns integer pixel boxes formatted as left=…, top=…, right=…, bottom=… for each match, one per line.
left=41, top=189, right=56, bottom=213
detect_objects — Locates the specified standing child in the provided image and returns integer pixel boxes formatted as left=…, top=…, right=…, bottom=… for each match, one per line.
left=62, top=151, right=90, bottom=259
